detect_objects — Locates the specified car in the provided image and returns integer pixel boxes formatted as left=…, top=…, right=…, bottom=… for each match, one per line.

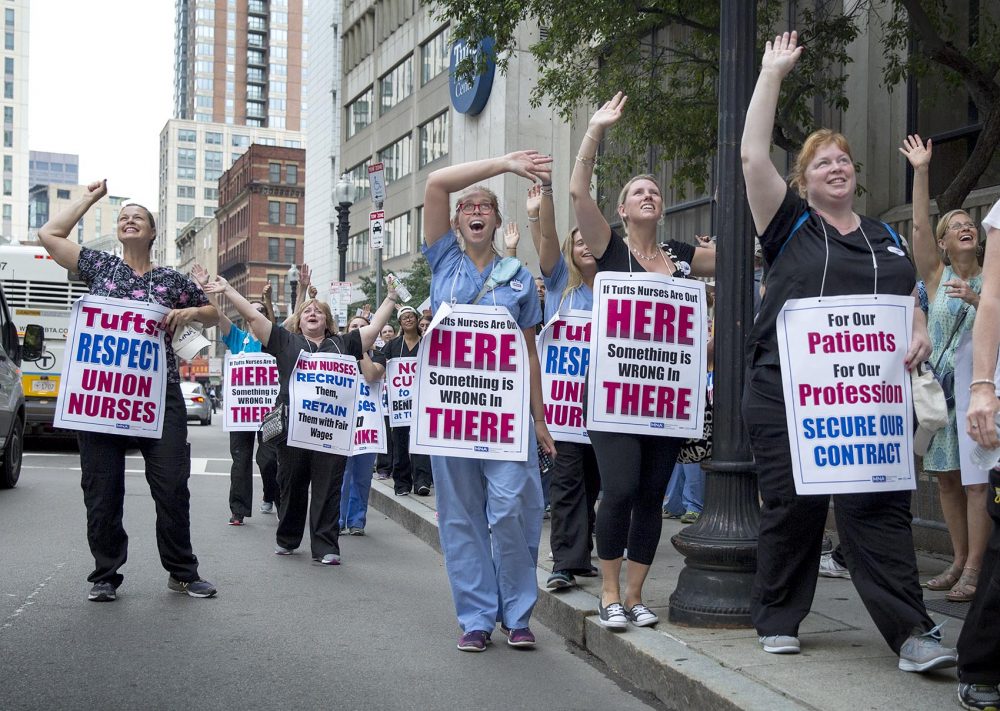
left=180, top=381, right=212, bottom=426
left=0, top=283, right=25, bottom=489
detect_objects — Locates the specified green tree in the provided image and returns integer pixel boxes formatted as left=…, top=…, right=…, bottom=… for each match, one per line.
left=348, top=254, right=433, bottom=322
left=436, top=0, right=1000, bottom=212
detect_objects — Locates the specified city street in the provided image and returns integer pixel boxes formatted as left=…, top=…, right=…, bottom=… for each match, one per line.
left=0, top=422, right=657, bottom=711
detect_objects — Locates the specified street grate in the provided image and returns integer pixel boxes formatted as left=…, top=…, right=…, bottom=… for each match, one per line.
left=924, top=598, right=970, bottom=621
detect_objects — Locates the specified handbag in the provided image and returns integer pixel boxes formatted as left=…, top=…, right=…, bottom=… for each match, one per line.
left=677, top=398, right=713, bottom=464
left=257, top=403, right=287, bottom=445
left=932, top=305, right=970, bottom=409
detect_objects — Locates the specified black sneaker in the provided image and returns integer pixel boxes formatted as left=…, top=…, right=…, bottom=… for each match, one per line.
left=416, top=485, right=431, bottom=496
left=88, top=582, right=116, bottom=602
left=394, top=489, right=410, bottom=497
left=167, top=576, right=217, bottom=598
left=958, top=683, right=1000, bottom=710
left=228, top=514, right=245, bottom=526
left=545, top=570, right=576, bottom=590
left=598, top=601, right=628, bottom=630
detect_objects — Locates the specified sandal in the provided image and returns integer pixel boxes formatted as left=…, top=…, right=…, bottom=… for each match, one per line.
left=924, top=564, right=962, bottom=591
left=945, top=567, right=979, bottom=602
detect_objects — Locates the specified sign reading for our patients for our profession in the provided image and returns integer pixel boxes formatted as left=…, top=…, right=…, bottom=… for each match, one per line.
left=586, top=272, right=707, bottom=438
left=223, top=352, right=279, bottom=432
left=776, top=294, right=915, bottom=495
left=410, top=303, right=530, bottom=461
left=287, top=351, right=358, bottom=454
left=386, top=357, right=417, bottom=427
left=351, top=376, right=387, bottom=455
left=539, top=310, right=591, bottom=443
left=54, top=295, right=169, bottom=438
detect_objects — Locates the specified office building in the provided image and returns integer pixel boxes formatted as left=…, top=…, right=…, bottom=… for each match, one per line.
left=2, top=0, right=28, bottom=244
left=28, top=151, right=79, bottom=187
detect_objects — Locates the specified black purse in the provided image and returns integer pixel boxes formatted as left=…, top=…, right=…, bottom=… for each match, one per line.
left=257, top=403, right=287, bottom=445
left=677, top=397, right=713, bottom=464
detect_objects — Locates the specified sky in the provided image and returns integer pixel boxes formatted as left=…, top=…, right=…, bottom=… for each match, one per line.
left=28, top=0, right=175, bottom=207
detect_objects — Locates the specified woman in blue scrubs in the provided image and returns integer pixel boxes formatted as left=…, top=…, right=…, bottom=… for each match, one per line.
left=422, top=150, right=556, bottom=652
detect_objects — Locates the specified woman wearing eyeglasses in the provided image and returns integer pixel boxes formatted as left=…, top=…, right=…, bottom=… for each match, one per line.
left=900, top=135, right=989, bottom=603
left=422, top=151, right=555, bottom=652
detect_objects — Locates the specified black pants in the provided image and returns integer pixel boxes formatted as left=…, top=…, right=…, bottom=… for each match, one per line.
left=376, top=416, right=393, bottom=476
left=78, top=383, right=199, bottom=587
left=549, top=441, right=600, bottom=573
left=589, top=429, right=679, bottom=565
left=391, top=425, right=432, bottom=493
left=957, top=468, right=1000, bottom=684
left=743, top=364, right=932, bottom=652
left=229, top=431, right=280, bottom=516
left=275, top=443, right=346, bottom=558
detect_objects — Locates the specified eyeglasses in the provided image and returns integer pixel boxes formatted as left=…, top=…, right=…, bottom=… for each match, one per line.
left=948, top=221, right=976, bottom=232
left=458, top=202, right=494, bottom=215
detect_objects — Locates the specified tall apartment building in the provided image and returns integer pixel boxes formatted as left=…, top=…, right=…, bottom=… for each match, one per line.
left=28, top=151, right=79, bottom=187
left=173, top=0, right=306, bottom=132
left=215, top=144, right=305, bottom=324
left=2, top=0, right=28, bottom=244
left=157, top=118, right=303, bottom=269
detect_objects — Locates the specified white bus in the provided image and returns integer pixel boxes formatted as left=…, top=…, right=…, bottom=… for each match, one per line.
left=0, top=245, right=88, bottom=435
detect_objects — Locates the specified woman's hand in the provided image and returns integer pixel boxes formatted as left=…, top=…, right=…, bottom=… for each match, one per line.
left=504, top=223, right=521, bottom=251
left=944, top=278, right=980, bottom=307
left=905, top=322, right=932, bottom=369
left=526, top=184, right=542, bottom=218
left=899, top=134, right=932, bottom=172
left=502, top=150, right=553, bottom=182
left=203, top=275, right=230, bottom=295
left=164, top=307, right=200, bottom=333
left=760, top=31, right=803, bottom=80
left=85, top=179, right=108, bottom=205
left=589, top=92, right=627, bottom=131
left=968, top=387, right=1000, bottom=448
left=190, top=263, right=210, bottom=287
left=535, top=419, right=557, bottom=459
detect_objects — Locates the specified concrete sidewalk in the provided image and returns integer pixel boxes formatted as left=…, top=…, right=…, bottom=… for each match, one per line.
left=368, top=477, right=964, bottom=711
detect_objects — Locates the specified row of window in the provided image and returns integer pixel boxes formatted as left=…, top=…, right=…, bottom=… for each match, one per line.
left=345, top=27, right=449, bottom=138
left=176, top=203, right=217, bottom=223
left=346, top=209, right=419, bottom=271
left=268, top=162, right=298, bottom=184
left=177, top=185, right=219, bottom=200
left=268, top=200, right=298, bottom=225
left=345, top=112, right=449, bottom=192
left=267, top=237, right=297, bottom=262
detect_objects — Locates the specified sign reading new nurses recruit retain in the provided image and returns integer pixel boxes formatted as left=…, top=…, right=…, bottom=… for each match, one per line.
left=386, top=357, right=417, bottom=427
left=587, top=272, right=707, bottom=438
left=538, top=310, right=591, bottom=443
left=776, top=294, right=915, bottom=496
left=410, top=303, right=530, bottom=461
left=223, top=352, right=279, bottom=432
left=55, top=295, right=169, bottom=438
left=287, top=351, right=359, bottom=454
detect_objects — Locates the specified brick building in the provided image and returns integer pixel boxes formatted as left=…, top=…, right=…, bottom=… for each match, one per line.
left=216, top=143, right=305, bottom=325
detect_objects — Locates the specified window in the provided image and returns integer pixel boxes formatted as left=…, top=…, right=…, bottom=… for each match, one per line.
left=345, top=87, right=373, bottom=139
left=421, top=29, right=449, bottom=85
left=284, top=202, right=297, bottom=225
left=379, top=57, right=413, bottom=114
left=384, top=212, right=411, bottom=259
left=205, top=131, right=222, bottom=145
left=57, top=189, right=70, bottom=199
left=285, top=164, right=297, bottom=184
left=347, top=160, right=371, bottom=202
left=4, top=32, right=13, bottom=51
left=269, top=80, right=286, bottom=96
left=378, top=134, right=413, bottom=183
left=3, top=57, right=12, bottom=75
left=3, top=81, right=11, bottom=99
left=177, top=147, right=197, bottom=179
left=419, top=113, right=449, bottom=167
left=248, top=49, right=265, bottom=65
left=232, top=134, right=250, bottom=147
left=2, top=106, right=11, bottom=124
left=268, top=201, right=280, bottom=224
left=204, top=206, right=216, bottom=217
left=269, top=162, right=281, bottom=183
left=284, top=238, right=296, bottom=261
left=205, top=150, right=224, bottom=180
left=177, top=185, right=195, bottom=198
left=4, top=9, right=13, bottom=26
left=268, top=237, right=280, bottom=261
left=204, top=187, right=218, bottom=201
left=3, top=129, right=11, bottom=147
left=177, top=204, right=195, bottom=223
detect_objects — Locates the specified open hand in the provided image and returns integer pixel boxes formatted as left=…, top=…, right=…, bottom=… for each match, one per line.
left=526, top=184, right=541, bottom=217
left=589, top=92, right=627, bottom=131
left=504, top=150, right=553, bottom=182
left=899, top=134, right=932, bottom=171
left=504, top=223, right=521, bottom=250
left=190, top=263, right=210, bottom=287
left=761, top=31, right=803, bottom=79
left=203, top=274, right=230, bottom=295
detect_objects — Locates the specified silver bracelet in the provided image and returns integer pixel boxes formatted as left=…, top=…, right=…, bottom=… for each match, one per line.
left=969, top=379, right=996, bottom=391
left=527, top=215, right=539, bottom=223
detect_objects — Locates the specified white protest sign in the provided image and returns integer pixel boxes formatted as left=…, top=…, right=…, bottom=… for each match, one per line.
left=776, top=294, right=915, bottom=495
left=367, top=162, right=386, bottom=204
left=538, top=309, right=591, bottom=443
left=351, top=376, right=387, bottom=455
left=386, top=357, right=417, bottom=427
left=370, top=210, right=385, bottom=250
left=223, top=352, right=279, bottom=432
left=286, top=351, right=358, bottom=454
left=55, top=295, right=169, bottom=438
left=586, top=272, right=707, bottom=438
left=410, top=303, right=530, bottom=461
left=328, top=281, right=352, bottom=330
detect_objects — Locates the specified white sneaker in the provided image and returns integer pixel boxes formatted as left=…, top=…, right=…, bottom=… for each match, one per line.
left=819, top=552, right=851, bottom=579
left=759, top=635, right=800, bottom=654
left=898, top=624, right=957, bottom=673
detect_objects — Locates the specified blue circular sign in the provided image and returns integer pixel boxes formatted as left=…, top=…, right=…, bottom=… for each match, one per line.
left=448, top=37, right=496, bottom=116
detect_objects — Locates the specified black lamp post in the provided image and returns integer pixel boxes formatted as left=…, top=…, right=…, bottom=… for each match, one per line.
left=287, top=263, right=300, bottom=312
left=668, top=0, right=759, bottom=627
left=334, top=173, right=354, bottom=282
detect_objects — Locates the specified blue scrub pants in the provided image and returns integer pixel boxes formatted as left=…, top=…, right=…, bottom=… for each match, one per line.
left=431, top=440, right=544, bottom=633
left=340, top=453, right=377, bottom=530
left=664, top=461, right=704, bottom=516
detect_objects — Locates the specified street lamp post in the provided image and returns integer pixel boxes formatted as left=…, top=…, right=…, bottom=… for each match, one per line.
left=668, top=0, right=759, bottom=627
left=287, top=263, right=300, bottom=313
left=334, top=173, right=354, bottom=282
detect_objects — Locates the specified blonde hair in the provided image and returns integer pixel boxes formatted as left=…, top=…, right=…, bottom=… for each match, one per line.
left=789, top=129, right=854, bottom=198
left=616, top=174, right=661, bottom=230
left=560, top=228, right=585, bottom=300
left=288, top=298, right=336, bottom=336
left=935, top=208, right=980, bottom=266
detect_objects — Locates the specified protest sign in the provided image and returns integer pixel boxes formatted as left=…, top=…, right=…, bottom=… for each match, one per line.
left=223, top=352, right=279, bottom=432
left=538, top=310, right=591, bottom=443
left=351, top=375, right=387, bottom=455
left=586, top=272, right=707, bottom=438
left=410, top=303, right=529, bottom=460
left=776, top=294, right=915, bottom=495
left=55, top=295, right=169, bottom=438
left=386, top=357, right=417, bottom=427
left=286, top=351, right=358, bottom=454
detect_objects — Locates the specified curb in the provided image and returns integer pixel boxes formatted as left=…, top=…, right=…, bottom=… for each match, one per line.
left=368, top=482, right=808, bottom=711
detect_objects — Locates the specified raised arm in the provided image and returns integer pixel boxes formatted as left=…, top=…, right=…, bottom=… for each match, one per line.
left=689, top=234, right=717, bottom=278
left=192, top=263, right=233, bottom=338
left=205, top=275, right=272, bottom=346
left=570, top=93, right=626, bottom=259
left=423, top=151, right=552, bottom=248
left=741, top=32, right=803, bottom=235
left=261, top=282, right=276, bottom=324
left=899, top=135, right=942, bottom=286
left=38, top=179, right=104, bottom=270
left=503, top=223, right=521, bottom=258
left=537, top=178, right=561, bottom=277
left=356, top=284, right=400, bottom=352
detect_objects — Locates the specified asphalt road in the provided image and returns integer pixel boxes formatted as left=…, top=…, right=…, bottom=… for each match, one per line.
left=0, top=419, right=657, bottom=711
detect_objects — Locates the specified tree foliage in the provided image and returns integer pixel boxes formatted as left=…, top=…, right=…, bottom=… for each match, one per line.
left=434, top=0, right=1000, bottom=211
left=349, top=254, right=433, bottom=322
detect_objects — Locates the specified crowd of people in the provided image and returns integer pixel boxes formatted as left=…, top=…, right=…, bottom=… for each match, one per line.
left=37, top=26, right=998, bottom=710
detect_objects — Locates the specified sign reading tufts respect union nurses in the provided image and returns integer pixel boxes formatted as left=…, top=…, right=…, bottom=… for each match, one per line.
left=449, top=37, right=495, bottom=116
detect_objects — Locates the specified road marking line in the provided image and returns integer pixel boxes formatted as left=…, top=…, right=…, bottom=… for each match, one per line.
left=1, top=563, right=66, bottom=635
